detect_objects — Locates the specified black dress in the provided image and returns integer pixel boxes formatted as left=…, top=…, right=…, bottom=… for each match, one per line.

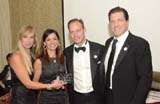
left=38, top=58, right=66, bottom=104
left=11, top=70, right=36, bottom=104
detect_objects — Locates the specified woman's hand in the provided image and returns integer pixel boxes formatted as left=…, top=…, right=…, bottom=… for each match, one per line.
left=51, top=80, right=65, bottom=90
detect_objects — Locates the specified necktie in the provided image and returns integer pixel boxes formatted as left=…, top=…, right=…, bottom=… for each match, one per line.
left=106, top=39, right=118, bottom=88
left=75, top=47, right=86, bottom=53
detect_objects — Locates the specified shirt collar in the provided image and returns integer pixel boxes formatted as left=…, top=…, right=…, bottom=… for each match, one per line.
left=114, top=31, right=129, bottom=44
left=74, top=40, right=88, bottom=48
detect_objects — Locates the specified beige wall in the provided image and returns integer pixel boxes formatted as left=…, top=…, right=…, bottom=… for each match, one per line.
left=9, top=0, right=64, bottom=50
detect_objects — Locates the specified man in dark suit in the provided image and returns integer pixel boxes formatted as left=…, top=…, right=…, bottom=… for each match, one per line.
left=0, top=53, right=12, bottom=96
left=93, top=6, right=153, bottom=104
left=63, top=18, right=104, bottom=104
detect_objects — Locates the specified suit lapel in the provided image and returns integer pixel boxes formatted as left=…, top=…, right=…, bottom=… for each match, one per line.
left=115, top=34, right=132, bottom=69
left=89, top=42, right=97, bottom=80
left=101, top=38, right=113, bottom=64
left=89, top=41, right=103, bottom=81
left=115, top=43, right=130, bottom=69
left=90, top=43, right=94, bottom=80
left=97, top=38, right=113, bottom=81
left=67, top=45, right=74, bottom=75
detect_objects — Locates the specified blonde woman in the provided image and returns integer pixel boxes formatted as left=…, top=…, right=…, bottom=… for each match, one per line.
left=10, top=25, right=64, bottom=104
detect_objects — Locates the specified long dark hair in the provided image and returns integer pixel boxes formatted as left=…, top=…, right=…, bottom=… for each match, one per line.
left=37, top=29, right=63, bottom=64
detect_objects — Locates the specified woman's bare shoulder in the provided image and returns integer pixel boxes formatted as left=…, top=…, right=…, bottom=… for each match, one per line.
left=11, top=51, right=22, bottom=61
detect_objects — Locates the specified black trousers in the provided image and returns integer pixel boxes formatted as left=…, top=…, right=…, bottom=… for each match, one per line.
left=105, top=89, right=113, bottom=104
left=71, top=91, right=97, bottom=104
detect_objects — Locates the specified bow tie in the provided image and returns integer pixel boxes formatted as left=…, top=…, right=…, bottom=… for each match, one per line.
left=75, top=47, right=86, bottom=53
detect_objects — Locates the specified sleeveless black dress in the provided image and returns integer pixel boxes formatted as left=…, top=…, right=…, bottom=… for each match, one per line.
left=38, top=58, right=66, bottom=104
left=11, top=70, right=36, bottom=104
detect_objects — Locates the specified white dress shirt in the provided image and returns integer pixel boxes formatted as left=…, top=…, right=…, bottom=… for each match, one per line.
left=73, top=41, right=93, bottom=93
left=6, top=66, right=11, bottom=80
left=105, top=31, right=129, bottom=89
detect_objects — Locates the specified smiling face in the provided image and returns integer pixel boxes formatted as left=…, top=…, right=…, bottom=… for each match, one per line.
left=43, top=33, right=59, bottom=51
left=68, top=21, right=86, bottom=46
left=109, top=11, right=129, bottom=37
left=21, top=31, right=35, bottom=50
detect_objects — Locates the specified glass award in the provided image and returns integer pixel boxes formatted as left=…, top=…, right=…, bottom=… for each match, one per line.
left=57, top=72, right=72, bottom=84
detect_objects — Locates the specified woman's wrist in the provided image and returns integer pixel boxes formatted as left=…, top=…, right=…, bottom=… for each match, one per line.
left=46, top=84, right=52, bottom=90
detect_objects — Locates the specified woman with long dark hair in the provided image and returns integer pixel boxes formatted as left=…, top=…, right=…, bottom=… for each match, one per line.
left=33, top=29, right=66, bottom=104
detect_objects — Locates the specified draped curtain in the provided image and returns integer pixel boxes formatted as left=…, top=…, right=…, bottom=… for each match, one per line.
left=0, top=0, right=12, bottom=71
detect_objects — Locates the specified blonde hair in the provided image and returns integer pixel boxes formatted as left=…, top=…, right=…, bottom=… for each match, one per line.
left=17, top=25, right=38, bottom=75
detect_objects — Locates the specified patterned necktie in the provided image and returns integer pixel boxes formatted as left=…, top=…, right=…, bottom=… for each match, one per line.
left=106, top=39, right=118, bottom=88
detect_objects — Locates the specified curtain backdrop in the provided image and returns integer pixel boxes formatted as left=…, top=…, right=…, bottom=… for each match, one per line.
left=0, top=0, right=63, bottom=71
left=0, top=0, right=12, bottom=71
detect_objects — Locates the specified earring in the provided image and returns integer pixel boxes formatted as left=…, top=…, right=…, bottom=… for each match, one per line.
left=32, top=44, right=36, bottom=47
left=58, top=43, right=60, bottom=47
left=43, top=45, right=46, bottom=49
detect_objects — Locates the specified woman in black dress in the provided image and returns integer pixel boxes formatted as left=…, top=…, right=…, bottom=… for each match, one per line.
left=10, top=25, right=63, bottom=104
left=33, top=29, right=66, bottom=104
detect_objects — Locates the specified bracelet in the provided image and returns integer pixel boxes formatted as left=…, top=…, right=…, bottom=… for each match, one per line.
left=46, top=84, right=52, bottom=90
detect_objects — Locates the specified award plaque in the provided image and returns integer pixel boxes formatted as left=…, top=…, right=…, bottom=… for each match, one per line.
left=57, top=73, right=72, bottom=84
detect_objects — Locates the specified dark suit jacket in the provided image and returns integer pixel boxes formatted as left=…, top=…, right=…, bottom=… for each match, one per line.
left=0, top=65, right=12, bottom=86
left=0, top=65, right=12, bottom=96
left=63, top=41, right=104, bottom=102
left=94, top=33, right=152, bottom=104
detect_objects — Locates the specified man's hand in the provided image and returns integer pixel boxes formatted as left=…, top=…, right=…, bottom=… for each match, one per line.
left=0, top=80, right=5, bottom=88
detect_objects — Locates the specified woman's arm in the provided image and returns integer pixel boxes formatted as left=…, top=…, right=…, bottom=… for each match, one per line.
left=10, top=52, right=51, bottom=90
left=33, top=59, right=42, bottom=82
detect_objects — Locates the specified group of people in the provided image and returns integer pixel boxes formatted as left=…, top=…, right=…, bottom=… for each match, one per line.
left=0, top=6, right=152, bottom=104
